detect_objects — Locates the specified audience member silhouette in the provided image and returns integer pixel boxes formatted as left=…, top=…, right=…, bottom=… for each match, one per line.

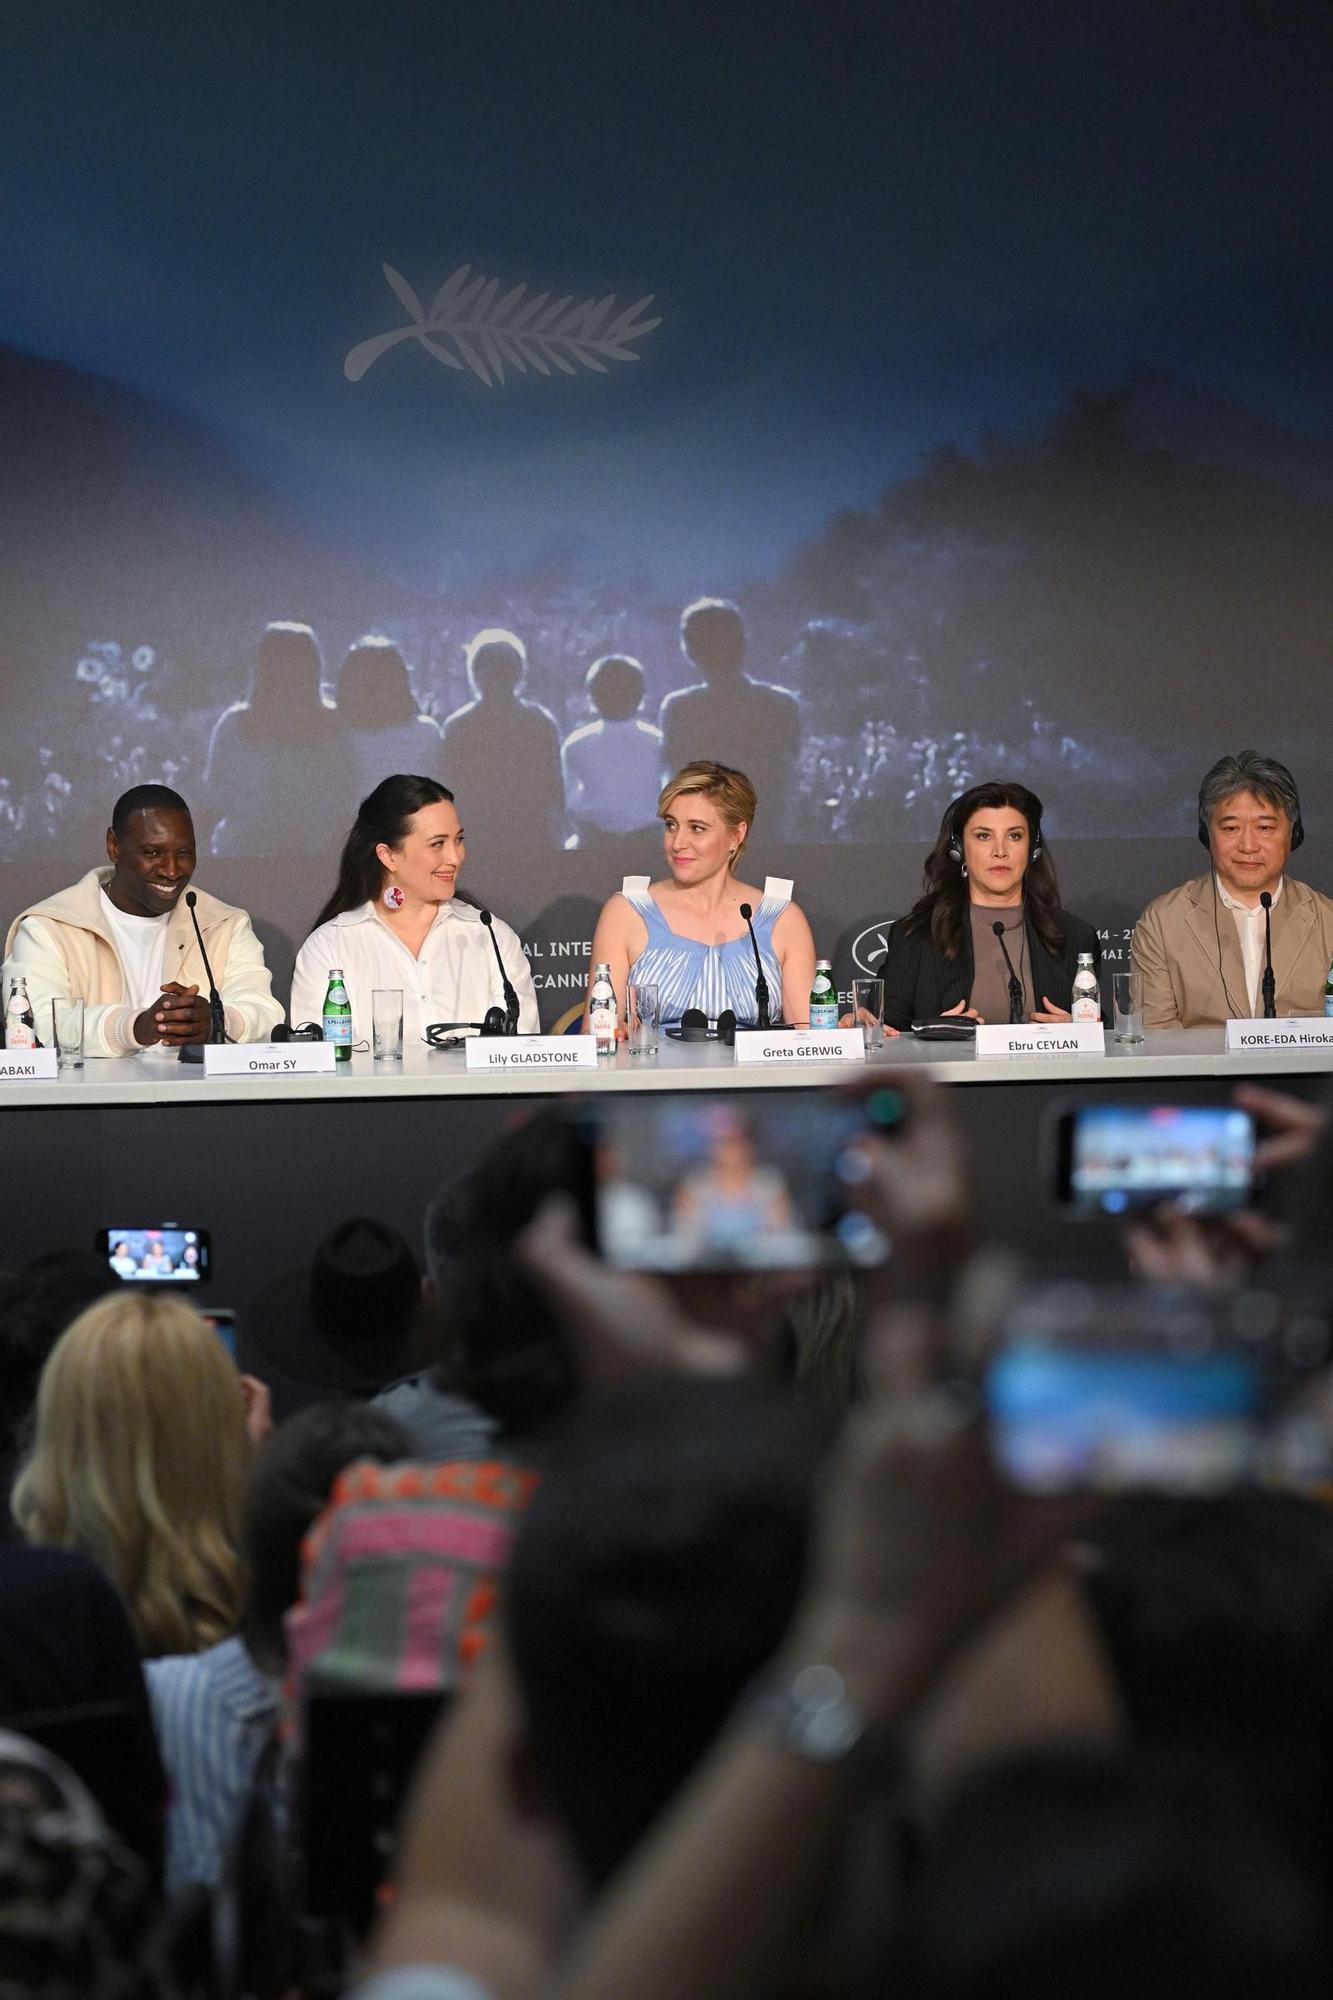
left=203, top=621, right=354, bottom=857
left=658, top=599, right=800, bottom=837
left=440, top=629, right=564, bottom=865
left=561, top=655, right=663, bottom=848
left=336, top=637, right=445, bottom=803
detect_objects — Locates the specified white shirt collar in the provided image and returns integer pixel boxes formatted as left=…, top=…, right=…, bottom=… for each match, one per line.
left=338, top=898, right=480, bottom=928
left=1215, top=875, right=1283, bottom=915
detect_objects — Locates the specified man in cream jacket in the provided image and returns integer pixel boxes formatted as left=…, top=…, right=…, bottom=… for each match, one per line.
left=3, top=784, right=283, bottom=1057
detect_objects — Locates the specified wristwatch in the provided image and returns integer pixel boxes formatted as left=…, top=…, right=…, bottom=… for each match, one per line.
left=740, top=1663, right=900, bottom=1786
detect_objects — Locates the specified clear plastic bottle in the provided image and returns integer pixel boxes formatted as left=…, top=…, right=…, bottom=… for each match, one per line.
left=322, top=969, right=353, bottom=1063
left=809, top=959, right=838, bottom=1030
left=5, top=978, right=39, bottom=1051
left=1070, top=953, right=1100, bottom=1023
left=1324, top=953, right=1333, bottom=1019
left=588, top=961, right=618, bottom=1056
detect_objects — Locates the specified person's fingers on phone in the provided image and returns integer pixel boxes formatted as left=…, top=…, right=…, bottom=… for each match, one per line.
left=1232, top=1083, right=1329, bottom=1175
left=518, top=1196, right=747, bottom=1389
left=837, top=1070, right=974, bottom=1276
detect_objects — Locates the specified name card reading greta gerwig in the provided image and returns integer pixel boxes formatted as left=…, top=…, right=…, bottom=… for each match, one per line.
left=733, top=1029, right=865, bottom=1065
left=0, top=1048, right=58, bottom=1081
left=1226, top=1017, right=1333, bottom=1053
left=204, top=1042, right=336, bottom=1076
left=465, top=1035, right=598, bottom=1071
left=974, top=1022, right=1106, bottom=1059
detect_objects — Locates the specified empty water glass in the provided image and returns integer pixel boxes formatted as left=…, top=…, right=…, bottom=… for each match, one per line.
left=1113, top=970, right=1144, bottom=1044
left=372, top=988, right=404, bottom=1061
left=852, top=978, right=885, bottom=1052
left=51, top=997, right=85, bottom=1069
left=628, top=981, right=661, bottom=1056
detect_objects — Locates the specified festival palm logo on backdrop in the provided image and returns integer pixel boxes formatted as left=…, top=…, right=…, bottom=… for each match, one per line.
left=345, top=264, right=661, bottom=387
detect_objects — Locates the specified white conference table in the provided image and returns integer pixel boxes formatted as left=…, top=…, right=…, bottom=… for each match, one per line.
left=6, top=1025, right=1333, bottom=1107
left=4, top=1027, right=1330, bottom=1311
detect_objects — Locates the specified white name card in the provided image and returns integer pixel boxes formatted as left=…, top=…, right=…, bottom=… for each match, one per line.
left=204, top=1042, right=336, bottom=1076
left=975, top=1022, right=1106, bottom=1059
left=0, top=1047, right=58, bottom=1080
left=1226, top=1016, right=1333, bottom=1052
left=733, top=1029, right=866, bottom=1065
left=466, top=1034, right=598, bottom=1071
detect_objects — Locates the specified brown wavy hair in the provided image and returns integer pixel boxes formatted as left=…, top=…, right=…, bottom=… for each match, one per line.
left=900, top=781, right=1066, bottom=961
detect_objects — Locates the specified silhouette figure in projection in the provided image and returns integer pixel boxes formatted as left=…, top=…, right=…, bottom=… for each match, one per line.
left=440, top=629, right=564, bottom=861
left=658, top=600, right=800, bottom=839
left=561, top=654, right=663, bottom=849
left=337, top=637, right=445, bottom=802
left=203, top=622, right=354, bottom=857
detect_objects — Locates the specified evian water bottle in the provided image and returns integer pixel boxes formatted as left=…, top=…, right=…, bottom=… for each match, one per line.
left=1070, top=953, right=1100, bottom=1023
left=588, top=962, right=618, bottom=1056
left=5, top=978, right=40, bottom=1050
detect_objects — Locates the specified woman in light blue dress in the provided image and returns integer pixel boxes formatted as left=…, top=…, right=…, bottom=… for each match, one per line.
left=585, top=761, right=817, bottom=1029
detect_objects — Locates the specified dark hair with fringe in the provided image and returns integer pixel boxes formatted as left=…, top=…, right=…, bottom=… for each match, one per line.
left=312, top=774, right=456, bottom=928
left=900, top=780, right=1065, bottom=961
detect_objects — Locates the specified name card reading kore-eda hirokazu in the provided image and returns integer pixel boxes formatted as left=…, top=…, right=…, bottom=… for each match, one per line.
left=204, top=1042, right=336, bottom=1076
left=733, top=1029, right=866, bottom=1065
left=974, top=1022, right=1106, bottom=1059
left=1225, top=1017, right=1333, bottom=1053
left=466, top=1035, right=599, bottom=1071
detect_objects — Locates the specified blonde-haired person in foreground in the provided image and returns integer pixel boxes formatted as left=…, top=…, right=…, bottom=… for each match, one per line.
left=12, top=1293, right=254, bottom=1657
left=584, top=760, right=816, bottom=1030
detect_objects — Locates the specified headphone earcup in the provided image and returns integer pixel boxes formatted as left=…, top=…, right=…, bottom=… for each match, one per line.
left=946, top=840, right=962, bottom=866
left=1291, top=816, right=1305, bottom=851
left=678, top=1007, right=709, bottom=1042
left=717, top=1009, right=737, bottom=1048
left=1198, top=819, right=1212, bottom=850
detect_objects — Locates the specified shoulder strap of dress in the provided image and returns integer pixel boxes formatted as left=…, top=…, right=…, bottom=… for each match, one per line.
left=759, top=875, right=793, bottom=916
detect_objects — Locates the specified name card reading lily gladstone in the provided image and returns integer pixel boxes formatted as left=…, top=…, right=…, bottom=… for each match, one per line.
left=974, top=1022, right=1106, bottom=1059
left=1226, top=1017, right=1333, bottom=1053
left=733, top=1029, right=866, bottom=1065
left=204, top=1042, right=336, bottom=1076
left=0, top=1048, right=58, bottom=1081
left=465, top=1035, right=598, bottom=1071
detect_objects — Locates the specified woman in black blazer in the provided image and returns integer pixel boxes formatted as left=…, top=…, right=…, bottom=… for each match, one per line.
left=882, top=782, right=1099, bottom=1032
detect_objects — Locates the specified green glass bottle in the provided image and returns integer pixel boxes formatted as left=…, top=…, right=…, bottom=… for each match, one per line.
left=809, top=959, right=838, bottom=1030
left=322, top=968, right=353, bottom=1063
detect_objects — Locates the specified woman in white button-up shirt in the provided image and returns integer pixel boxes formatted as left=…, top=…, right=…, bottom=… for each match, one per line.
left=290, top=775, right=540, bottom=1046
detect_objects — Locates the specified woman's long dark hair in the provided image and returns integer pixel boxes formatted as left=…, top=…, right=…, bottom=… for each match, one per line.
left=900, top=781, right=1066, bottom=960
left=313, top=775, right=456, bottom=928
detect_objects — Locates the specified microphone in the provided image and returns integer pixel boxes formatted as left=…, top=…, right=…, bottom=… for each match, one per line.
left=1260, top=890, right=1277, bottom=1018
left=738, top=902, right=770, bottom=1029
left=479, top=909, right=520, bottom=1035
left=992, top=919, right=1025, bottom=1026
left=178, top=889, right=228, bottom=1065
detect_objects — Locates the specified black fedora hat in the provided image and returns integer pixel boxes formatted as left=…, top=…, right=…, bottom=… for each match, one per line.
left=238, top=1218, right=428, bottom=1421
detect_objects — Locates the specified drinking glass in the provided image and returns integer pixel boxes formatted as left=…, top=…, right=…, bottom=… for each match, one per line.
left=852, top=978, right=885, bottom=1052
left=1112, top=970, right=1144, bottom=1045
left=372, top=988, right=404, bottom=1061
left=628, top=981, right=661, bottom=1056
left=51, top=997, right=85, bottom=1069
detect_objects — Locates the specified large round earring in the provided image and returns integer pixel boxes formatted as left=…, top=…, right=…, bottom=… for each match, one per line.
left=383, top=882, right=405, bottom=910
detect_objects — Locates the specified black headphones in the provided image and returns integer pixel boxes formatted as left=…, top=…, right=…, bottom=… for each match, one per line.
left=665, top=1007, right=737, bottom=1046
left=946, top=802, right=1043, bottom=867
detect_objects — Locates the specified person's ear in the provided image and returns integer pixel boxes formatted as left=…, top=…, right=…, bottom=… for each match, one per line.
left=375, top=841, right=396, bottom=873
left=105, top=827, right=119, bottom=866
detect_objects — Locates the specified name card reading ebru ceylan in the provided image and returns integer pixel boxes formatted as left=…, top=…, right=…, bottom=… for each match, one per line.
left=973, top=1022, right=1106, bottom=1059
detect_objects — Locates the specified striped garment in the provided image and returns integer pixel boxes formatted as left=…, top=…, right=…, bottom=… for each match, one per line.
left=285, top=1459, right=540, bottom=1711
left=621, top=876, right=791, bottom=1025
left=145, top=1634, right=279, bottom=1895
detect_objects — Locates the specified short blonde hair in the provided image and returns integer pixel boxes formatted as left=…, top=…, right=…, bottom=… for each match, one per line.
left=657, top=761, right=757, bottom=865
left=12, top=1293, right=249, bottom=1657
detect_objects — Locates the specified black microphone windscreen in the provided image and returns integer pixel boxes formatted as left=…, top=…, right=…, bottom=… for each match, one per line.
left=739, top=902, right=753, bottom=921
left=1260, top=891, right=1272, bottom=909
left=185, top=890, right=197, bottom=909
left=992, top=919, right=1005, bottom=936
left=479, top=908, right=493, bottom=926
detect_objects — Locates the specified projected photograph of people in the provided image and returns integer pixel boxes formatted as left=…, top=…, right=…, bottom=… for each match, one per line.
left=2, top=3, right=1330, bottom=891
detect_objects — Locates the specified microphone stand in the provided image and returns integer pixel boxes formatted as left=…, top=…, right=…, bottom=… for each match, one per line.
left=179, top=889, right=228, bottom=1066
left=738, top=901, right=771, bottom=1029
left=992, top=919, right=1025, bottom=1026
left=479, top=910, right=520, bottom=1035
left=1260, top=890, right=1277, bottom=1018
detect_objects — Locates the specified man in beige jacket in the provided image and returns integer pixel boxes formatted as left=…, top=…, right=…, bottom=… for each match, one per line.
left=1131, top=752, right=1333, bottom=1029
left=3, top=784, right=283, bottom=1057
